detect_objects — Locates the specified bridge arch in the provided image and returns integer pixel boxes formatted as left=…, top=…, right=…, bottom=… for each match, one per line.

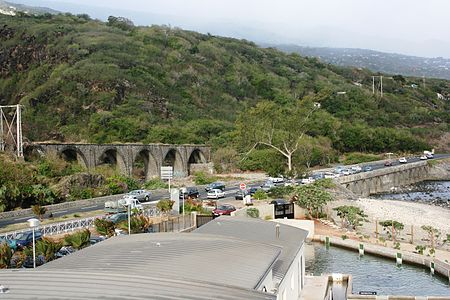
left=23, top=144, right=45, bottom=162
left=187, top=148, right=207, bottom=175
left=97, top=148, right=127, bottom=174
left=59, top=146, right=88, bottom=169
left=163, top=148, right=184, bottom=177
left=132, top=149, right=159, bottom=181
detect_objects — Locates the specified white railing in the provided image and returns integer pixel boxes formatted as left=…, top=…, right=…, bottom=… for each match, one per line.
left=0, top=215, right=105, bottom=240
left=0, top=207, right=162, bottom=239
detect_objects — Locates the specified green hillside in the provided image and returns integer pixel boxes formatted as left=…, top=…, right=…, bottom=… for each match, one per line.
left=1, top=13, right=449, bottom=156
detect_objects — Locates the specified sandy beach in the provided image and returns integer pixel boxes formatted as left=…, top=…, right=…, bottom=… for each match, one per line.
left=328, top=197, right=450, bottom=250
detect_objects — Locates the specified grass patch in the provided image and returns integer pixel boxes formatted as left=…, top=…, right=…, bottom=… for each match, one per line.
left=341, top=152, right=381, bottom=165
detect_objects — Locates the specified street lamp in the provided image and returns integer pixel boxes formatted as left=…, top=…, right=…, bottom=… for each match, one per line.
left=27, top=218, right=40, bottom=268
left=124, top=198, right=134, bottom=235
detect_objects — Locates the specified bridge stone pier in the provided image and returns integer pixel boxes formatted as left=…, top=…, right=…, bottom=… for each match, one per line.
left=336, top=161, right=430, bottom=197
left=25, top=143, right=211, bottom=179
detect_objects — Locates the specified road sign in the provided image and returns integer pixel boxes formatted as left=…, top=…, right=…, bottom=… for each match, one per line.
left=239, top=183, right=246, bottom=190
left=161, top=166, right=173, bottom=179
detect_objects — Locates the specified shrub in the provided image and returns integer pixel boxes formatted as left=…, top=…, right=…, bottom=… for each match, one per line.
left=105, top=175, right=138, bottom=194
left=31, top=204, right=47, bottom=221
left=341, top=152, right=381, bottom=165
left=264, top=215, right=272, bottom=220
left=0, top=242, right=12, bottom=268
left=157, top=199, right=175, bottom=214
left=143, top=178, right=168, bottom=190
left=94, top=218, right=115, bottom=237
left=267, top=186, right=294, bottom=198
left=193, top=171, right=216, bottom=185
left=117, top=215, right=152, bottom=234
left=253, top=190, right=268, bottom=200
left=341, top=235, right=348, bottom=240
left=246, top=208, right=260, bottom=218
left=182, top=198, right=203, bottom=213
left=63, top=229, right=91, bottom=249
left=35, top=238, right=62, bottom=262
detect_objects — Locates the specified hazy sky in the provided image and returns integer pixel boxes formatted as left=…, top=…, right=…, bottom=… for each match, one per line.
left=15, top=0, right=450, bottom=58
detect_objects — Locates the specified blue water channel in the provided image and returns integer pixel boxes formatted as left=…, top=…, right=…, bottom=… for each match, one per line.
left=305, top=243, right=450, bottom=296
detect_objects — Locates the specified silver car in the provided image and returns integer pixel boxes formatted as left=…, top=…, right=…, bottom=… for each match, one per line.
left=127, top=189, right=151, bottom=202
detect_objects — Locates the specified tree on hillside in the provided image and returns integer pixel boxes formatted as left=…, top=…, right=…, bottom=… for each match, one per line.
left=236, top=99, right=319, bottom=173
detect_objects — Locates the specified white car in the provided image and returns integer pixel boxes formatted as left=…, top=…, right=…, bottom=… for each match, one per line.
left=207, top=189, right=225, bottom=199
left=301, top=177, right=315, bottom=184
left=268, top=176, right=284, bottom=183
left=350, top=166, right=362, bottom=173
left=399, top=157, right=407, bottom=163
left=419, top=155, right=428, bottom=160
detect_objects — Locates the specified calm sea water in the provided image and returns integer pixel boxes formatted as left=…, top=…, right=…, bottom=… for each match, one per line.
left=370, top=180, right=450, bottom=208
left=305, top=243, right=450, bottom=296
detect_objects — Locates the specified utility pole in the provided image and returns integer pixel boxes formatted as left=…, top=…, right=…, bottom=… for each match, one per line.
left=372, top=76, right=375, bottom=94
left=0, top=104, right=23, bottom=157
left=380, top=75, right=383, bottom=98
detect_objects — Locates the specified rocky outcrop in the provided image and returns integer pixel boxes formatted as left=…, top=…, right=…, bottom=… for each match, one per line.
left=53, top=173, right=105, bottom=197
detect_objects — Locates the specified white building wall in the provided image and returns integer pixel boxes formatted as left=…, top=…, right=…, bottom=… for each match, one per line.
left=276, top=244, right=305, bottom=300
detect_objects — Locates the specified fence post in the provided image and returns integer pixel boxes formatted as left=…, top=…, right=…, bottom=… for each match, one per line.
left=359, top=243, right=364, bottom=256
left=192, top=211, right=198, bottom=228
left=396, top=252, right=402, bottom=265
left=410, top=225, right=414, bottom=244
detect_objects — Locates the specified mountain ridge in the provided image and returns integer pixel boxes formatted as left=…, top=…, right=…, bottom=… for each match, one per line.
left=268, top=44, right=450, bottom=80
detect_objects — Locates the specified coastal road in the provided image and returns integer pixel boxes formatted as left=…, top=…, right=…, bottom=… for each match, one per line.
left=1, top=154, right=448, bottom=229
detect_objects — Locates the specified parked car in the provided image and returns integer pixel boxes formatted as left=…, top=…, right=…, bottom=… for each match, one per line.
left=106, top=212, right=128, bottom=224
left=180, top=187, right=199, bottom=199
left=341, top=169, right=351, bottom=176
left=10, top=230, right=43, bottom=250
left=334, top=166, right=345, bottom=173
left=89, top=236, right=106, bottom=245
left=324, top=172, right=338, bottom=179
left=212, top=204, right=236, bottom=216
left=363, top=165, right=373, bottom=172
left=248, top=187, right=260, bottom=195
left=384, top=160, right=393, bottom=166
left=351, top=166, right=362, bottom=173
left=127, top=189, right=151, bottom=202
left=261, top=181, right=275, bottom=192
left=268, top=176, right=284, bottom=184
left=207, top=189, right=225, bottom=199
left=0, top=236, right=14, bottom=249
left=420, top=155, right=428, bottom=160
left=270, top=199, right=288, bottom=205
left=399, top=157, right=407, bottom=163
left=235, top=190, right=249, bottom=200
left=55, top=246, right=75, bottom=258
left=300, top=177, right=315, bottom=184
left=425, top=153, right=434, bottom=159
left=205, top=182, right=225, bottom=192
left=312, top=173, right=325, bottom=180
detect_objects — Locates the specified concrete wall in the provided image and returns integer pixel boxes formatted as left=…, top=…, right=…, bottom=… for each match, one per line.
left=271, top=219, right=314, bottom=239
left=28, top=142, right=211, bottom=179
left=231, top=204, right=274, bottom=220
left=336, top=161, right=430, bottom=196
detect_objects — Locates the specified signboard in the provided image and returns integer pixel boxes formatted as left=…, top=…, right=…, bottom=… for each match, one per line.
left=239, top=183, right=247, bottom=190
left=161, top=166, right=173, bottom=179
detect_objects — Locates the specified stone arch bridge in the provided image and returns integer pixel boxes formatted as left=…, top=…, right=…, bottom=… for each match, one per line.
left=25, top=143, right=211, bottom=179
left=336, top=161, right=430, bottom=197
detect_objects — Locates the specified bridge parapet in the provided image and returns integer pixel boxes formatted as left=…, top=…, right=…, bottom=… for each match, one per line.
left=336, top=161, right=430, bottom=196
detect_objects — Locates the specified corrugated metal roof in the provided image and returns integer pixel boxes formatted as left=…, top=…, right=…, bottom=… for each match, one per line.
left=0, top=270, right=276, bottom=299
left=194, top=217, right=308, bottom=282
left=41, top=232, right=281, bottom=291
